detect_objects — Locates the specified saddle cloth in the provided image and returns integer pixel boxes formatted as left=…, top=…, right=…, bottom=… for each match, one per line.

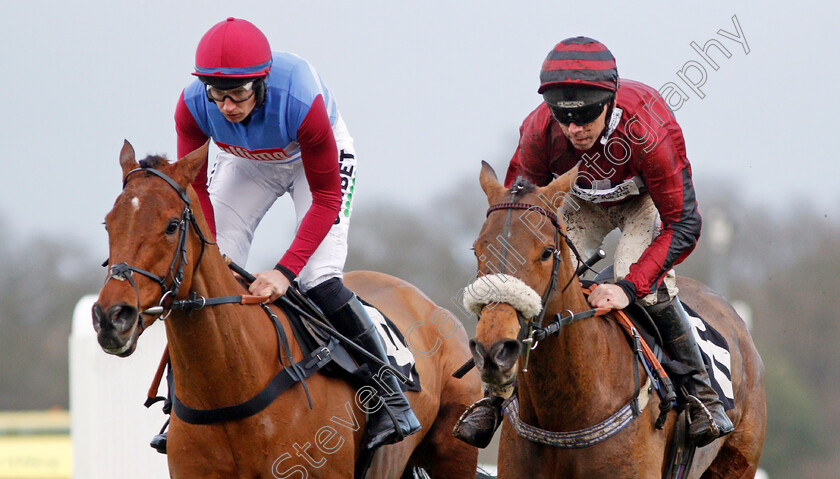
left=365, top=304, right=420, bottom=392
left=683, top=303, right=734, bottom=410
left=627, top=301, right=734, bottom=410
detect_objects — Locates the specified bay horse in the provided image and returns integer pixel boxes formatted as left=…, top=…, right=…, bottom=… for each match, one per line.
left=92, top=141, right=482, bottom=478
left=466, top=162, right=766, bottom=478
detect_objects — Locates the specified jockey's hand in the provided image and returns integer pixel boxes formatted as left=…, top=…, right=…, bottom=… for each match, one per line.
left=588, top=283, right=630, bottom=310
left=250, top=269, right=291, bottom=302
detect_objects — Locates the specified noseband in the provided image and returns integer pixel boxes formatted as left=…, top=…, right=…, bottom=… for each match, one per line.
left=105, top=167, right=215, bottom=327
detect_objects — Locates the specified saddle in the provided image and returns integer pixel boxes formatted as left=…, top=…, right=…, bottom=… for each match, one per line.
left=145, top=278, right=421, bottom=479
left=276, top=292, right=421, bottom=394
left=247, top=290, right=424, bottom=479
left=584, top=265, right=734, bottom=412
left=584, top=267, right=736, bottom=478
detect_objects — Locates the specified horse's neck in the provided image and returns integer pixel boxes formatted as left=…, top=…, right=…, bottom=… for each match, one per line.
left=518, top=279, right=632, bottom=428
left=164, top=253, right=281, bottom=409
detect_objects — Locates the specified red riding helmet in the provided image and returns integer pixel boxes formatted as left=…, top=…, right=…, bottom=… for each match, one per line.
left=538, top=37, right=618, bottom=94
left=193, top=18, right=272, bottom=78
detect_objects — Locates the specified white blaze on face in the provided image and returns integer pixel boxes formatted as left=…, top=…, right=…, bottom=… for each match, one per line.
left=131, top=197, right=140, bottom=212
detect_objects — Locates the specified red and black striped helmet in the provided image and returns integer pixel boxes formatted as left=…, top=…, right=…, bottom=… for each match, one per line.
left=538, top=37, right=618, bottom=94
left=193, top=18, right=272, bottom=79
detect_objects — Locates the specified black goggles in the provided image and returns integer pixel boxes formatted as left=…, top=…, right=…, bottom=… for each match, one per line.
left=549, top=100, right=608, bottom=126
left=204, top=81, right=256, bottom=103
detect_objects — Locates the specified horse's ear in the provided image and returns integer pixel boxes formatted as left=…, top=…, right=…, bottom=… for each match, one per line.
left=541, top=164, right=579, bottom=210
left=119, top=140, right=139, bottom=180
left=173, top=141, right=210, bottom=187
left=479, top=161, right=506, bottom=205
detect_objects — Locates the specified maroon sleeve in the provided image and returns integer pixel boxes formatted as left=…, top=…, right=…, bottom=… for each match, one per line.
left=277, top=94, right=342, bottom=276
left=623, top=126, right=701, bottom=297
left=175, top=92, right=215, bottom=236
left=505, top=105, right=555, bottom=188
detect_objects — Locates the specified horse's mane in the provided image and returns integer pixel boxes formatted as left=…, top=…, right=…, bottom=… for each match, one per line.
left=510, top=176, right=537, bottom=195
left=139, top=155, right=169, bottom=169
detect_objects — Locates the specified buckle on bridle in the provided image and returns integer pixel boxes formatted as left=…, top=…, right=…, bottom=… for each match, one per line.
left=158, top=291, right=175, bottom=320
left=522, top=329, right=540, bottom=351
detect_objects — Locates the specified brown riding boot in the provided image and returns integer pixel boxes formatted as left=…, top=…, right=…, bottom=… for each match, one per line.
left=647, top=297, right=734, bottom=447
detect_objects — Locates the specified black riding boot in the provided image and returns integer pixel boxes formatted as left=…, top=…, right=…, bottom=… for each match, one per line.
left=647, top=297, right=734, bottom=447
left=452, top=394, right=506, bottom=448
left=329, top=294, right=421, bottom=450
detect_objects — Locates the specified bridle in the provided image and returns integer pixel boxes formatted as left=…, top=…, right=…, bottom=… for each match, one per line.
left=104, top=167, right=215, bottom=330
left=475, top=184, right=678, bottom=445
left=486, top=201, right=564, bottom=328
left=483, top=183, right=599, bottom=370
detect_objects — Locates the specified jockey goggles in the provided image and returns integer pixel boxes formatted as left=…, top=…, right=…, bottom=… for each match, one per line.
left=548, top=101, right=609, bottom=126
left=543, top=86, right=614, bottom=126
left=205, top=81, right=255, bottom=103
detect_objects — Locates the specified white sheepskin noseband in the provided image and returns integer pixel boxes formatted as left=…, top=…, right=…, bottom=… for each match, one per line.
left=462, top=274, right=543, bottom=318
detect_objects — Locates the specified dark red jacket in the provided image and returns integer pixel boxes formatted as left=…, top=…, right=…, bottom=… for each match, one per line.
left=505, top=79, right=701, bottom=298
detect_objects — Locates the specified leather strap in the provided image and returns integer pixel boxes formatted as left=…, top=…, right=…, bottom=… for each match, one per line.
left=172, top=337, right=337, bottom=425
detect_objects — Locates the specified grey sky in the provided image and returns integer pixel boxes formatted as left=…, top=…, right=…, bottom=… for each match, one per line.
left=1, top=1, right=836, bottom=271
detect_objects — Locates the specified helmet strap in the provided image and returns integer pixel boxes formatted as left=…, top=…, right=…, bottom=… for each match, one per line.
left=254, top=78, right=268, bottom=109
left=599, top=97, right=622, bottom=145
left=598, top=77, right=621, bottom=143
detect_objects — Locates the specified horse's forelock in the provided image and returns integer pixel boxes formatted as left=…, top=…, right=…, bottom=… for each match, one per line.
left=509, top=176, right=537, bottom=196
left=138, top=155, right=169, bottom=169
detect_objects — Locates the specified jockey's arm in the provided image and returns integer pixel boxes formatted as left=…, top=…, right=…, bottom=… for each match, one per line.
left=252, top=94, right=341, bottom=300
left=621, top=143, right=701, bottom=302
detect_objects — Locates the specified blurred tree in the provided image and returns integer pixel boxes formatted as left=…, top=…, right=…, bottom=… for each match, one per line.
left=0, top=227, right=102, bottom=409
left=678, top=185, right=840, bottom=476
left=345, top=201, right=479, bottom=333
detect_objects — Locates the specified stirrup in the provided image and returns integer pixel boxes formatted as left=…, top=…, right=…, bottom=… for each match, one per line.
left=149, top=418, right=169, bottom=454
left=685, top=395, right=733, bottom=447
left=452, top=397, right=504, bottom=448
left=364, top=397, right=421, bottom=450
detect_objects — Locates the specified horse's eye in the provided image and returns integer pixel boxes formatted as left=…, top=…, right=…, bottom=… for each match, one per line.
left=165, top=219, right=180, bottom=235
left=541, top=247, right=555, bottom=261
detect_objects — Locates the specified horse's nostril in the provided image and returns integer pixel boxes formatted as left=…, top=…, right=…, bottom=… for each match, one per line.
left=91, top=303, right=105, bottom=332
left=491, top=339, right=522, bottom=372
left=105, top=303, right=138, bottom=333
left=469, top=339, right=486, bottom=370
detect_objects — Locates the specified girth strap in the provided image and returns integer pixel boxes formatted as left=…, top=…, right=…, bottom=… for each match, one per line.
left=503, top=396, right=637, bottom=448
left=172, top=337, right=337, bottom=425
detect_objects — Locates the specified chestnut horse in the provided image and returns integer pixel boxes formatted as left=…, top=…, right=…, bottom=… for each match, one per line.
left=92, top=141, right=481, bottom=478
left=467, top=162, right=765, bottom=478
